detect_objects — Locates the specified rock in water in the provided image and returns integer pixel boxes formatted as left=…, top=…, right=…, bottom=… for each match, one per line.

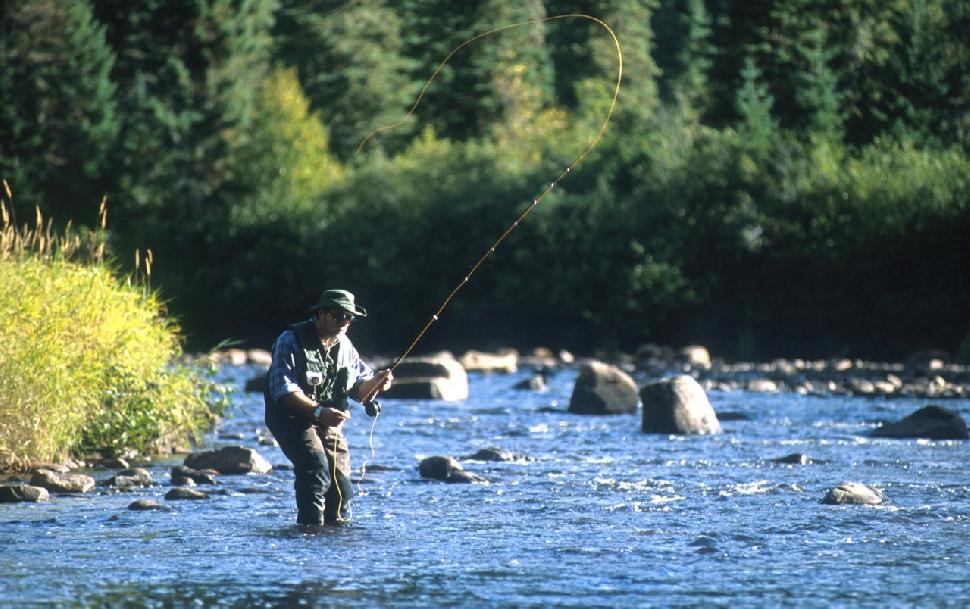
left=822, top=482, right=883, bottom=505
left=29, top=469, right=95, bottom=493
left=869, top=405, right=968, bottom=440
left=184, top=445, right=272, bottom=474
left=0, top=484, right=49, bottom=503
left=640, top=375, right=720, bottom=434
left=567, top=361, right=638, bottom=415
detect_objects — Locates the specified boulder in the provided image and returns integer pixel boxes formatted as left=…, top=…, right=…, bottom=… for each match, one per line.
left=171, top=465, right=218, bottom=484
left=640, top=375, right=720, bottom=434
left=678, top=345, right=712, bottom=368
left=29, top=469, right=95, bottom=494
left=512, top=375, right=546, bottom=392
left=244, top=374, right=267, bottom=393
left=165, top=487, right=210, bottom=500
left=105, top=468, right=155, bottom=490
left=869, top=405, right=968, bottom=440
left=462, top=447, right=527, bottom=462
left=383, top=352, right=468, bottom=401
left=128, top=499, right=173, bottom=511
left=247, top=348, right=273, bottom=367
left=418, top=456, right=487, bottom=484
left=822, top=482, right=883, bottom=505
left=0, top=484, right=49, bottom=503
left=567, top=361, right=638, bottom=415
left=184, top=445, right=272, bottom=474
left=460, top=349, right=517, bottom=374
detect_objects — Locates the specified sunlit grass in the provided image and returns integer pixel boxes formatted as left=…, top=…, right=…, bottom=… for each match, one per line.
left=0, top=181, right=224, bottom=470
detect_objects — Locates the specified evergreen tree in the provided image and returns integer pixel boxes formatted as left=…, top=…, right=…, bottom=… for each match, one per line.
left=652, top=0, right=713, bottom=117
left=0, top=0, right=118, bottom=223
left=397, top=0, right=553, bottom=143
left=735, top=56, right=776, bottom=145
left=273, top=0, right=416, bottom=158
left=90, top=0, right=276, bottom=224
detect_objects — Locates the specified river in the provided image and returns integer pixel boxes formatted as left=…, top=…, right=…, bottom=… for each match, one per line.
left=1, top=362, right=968, bottom=607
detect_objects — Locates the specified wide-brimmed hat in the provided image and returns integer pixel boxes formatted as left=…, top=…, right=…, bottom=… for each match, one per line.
left=308, top=289, right=367, bottom=317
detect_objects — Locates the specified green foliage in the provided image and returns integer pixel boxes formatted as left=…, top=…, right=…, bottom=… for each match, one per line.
left=0, top=0, right=118, bottom=223
left=0, top=203, right=223, bottom=469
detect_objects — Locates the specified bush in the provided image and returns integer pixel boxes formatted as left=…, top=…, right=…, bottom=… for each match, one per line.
left=0, top=200, right=224, bottom=469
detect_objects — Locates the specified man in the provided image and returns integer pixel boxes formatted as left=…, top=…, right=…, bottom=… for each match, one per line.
left=264, top=288, right=393, bottom=525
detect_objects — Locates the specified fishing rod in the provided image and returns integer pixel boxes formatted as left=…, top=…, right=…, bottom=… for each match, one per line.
left=359, top=13, right=623, bottom=401
left=336, top=14, right=623, bottom=513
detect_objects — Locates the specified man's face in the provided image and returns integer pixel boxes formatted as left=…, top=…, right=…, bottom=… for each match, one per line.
left=316, top=308, right=355, bottom=339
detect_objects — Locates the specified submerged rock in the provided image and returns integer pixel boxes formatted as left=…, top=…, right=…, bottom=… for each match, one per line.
left=568, top=361, right=638, bottom=415
left=171, top=465, right=217, bottom=485
left=462, top=447, right=528, bottom=462
left=128, top=499, right=173, bottom=512
left=418, top=456, right=487, bottom=484
left=868, top=405, right=968, bottom=440
left=822, top=482, right=883, bottom=505
left=165, top=487, right=210, bottom=500
left=640, top=375, right=720, bottom=435
left=0, top=484, right=49, bottom=503
left=30, top=469, right=95, bottom=494
left=771, top=453, right=814, bottom=465
left=184, top=445, right=272, bottom=475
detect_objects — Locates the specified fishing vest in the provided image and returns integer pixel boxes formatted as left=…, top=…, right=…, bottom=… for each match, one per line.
left=286, top=319, right=357, bottom=409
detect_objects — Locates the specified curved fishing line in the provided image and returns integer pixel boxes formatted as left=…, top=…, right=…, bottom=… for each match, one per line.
left=359, top=13, right=622, bottom=385
left=351, top=13, right=622, bottom=498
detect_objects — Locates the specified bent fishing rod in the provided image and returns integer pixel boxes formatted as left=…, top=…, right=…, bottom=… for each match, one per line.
left=358, top=14, right=623, bottom=405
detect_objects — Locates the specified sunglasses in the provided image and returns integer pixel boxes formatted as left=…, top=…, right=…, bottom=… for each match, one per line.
left=329, top=310, right=356, bottom=323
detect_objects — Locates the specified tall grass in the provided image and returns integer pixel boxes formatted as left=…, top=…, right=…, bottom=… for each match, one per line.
left=0, top=182, right=224, bottom=470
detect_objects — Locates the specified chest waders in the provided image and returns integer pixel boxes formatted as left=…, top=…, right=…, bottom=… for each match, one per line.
left=264, top=320, right=356, bottom=525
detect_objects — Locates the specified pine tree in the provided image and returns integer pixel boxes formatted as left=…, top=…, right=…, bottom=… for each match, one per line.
left=652, top=0, right=713, bottom=117
left=273, top=0, right=416, bottom=158
left=0, top=0, right=118, bottom=223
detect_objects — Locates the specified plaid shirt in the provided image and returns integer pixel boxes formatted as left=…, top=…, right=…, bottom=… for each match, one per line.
left=267, top=329, right=373, bottom=402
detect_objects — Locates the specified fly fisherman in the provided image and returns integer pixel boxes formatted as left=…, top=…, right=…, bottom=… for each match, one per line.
left=264, top=289, right=393, bottom=525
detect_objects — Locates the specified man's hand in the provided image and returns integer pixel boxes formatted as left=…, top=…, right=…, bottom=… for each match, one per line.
left=358, top=369, right=394, bottom=402
left=316, top=407, right=350, bottom=428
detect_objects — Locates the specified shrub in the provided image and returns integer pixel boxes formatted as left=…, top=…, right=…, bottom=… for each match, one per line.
left=0, top=197, right=224, bottom=469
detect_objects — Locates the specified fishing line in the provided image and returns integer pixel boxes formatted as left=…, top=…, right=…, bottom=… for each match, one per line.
left=349, top=13, right=623, bottom=499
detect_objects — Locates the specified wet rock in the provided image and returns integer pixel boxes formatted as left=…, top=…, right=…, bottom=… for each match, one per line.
left=460, top=349, right=517, bottom=374
left=512, top=375, right=546, bottom=392
left=184, top=445, right=272, bottom=475
left=105, top=468, right=155, bottom=490
left=29, top=469, right=95, bottom=494
left=822, top=482, right=883, bottom=505
left=128, top=499, right=173, bottom=512
left=771, top=453, right=813, bottom=465
left=462, top=447, right=526, bottom=462
left=568, top=361, right=638, bottom=415
left=678, top=345, right=711, bottom=368
left=640, top=375, right=720, bottom=435
left=383, top=352, right=469, bottom=401
left=747, top=379, right=780, bottom=393
left=869, top=405, right=968, bottom=440
left=244, top=375, right=267, bottom=393
left=165, top=487, right=210, bottom=500
left=418, top=456, right=487, bottom=484
left=98, top=457, right=130, bottom=470
left=171, top=465, right=217, bottom=485
left=0, top=484, right=49, bottom=503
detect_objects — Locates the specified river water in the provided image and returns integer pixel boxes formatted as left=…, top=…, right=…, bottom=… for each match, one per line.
left=2, top=363, right=969, bottom=608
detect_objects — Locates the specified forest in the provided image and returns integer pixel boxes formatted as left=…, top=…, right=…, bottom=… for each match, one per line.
left=2, top=0, right=969, bottom=360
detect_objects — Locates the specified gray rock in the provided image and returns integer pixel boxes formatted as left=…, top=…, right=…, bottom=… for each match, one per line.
left=0, top=484, right=49, bottom=503
left=771, top=453, right=813, bottom=465
left=869, top=405, right=968, bottom=440
left=171, top=465, right=217, bottom=485
left=822, top=482, right=883, bottom=505
left=567, top=361, right=638, bottom=415
left=128, top=499, right=173, bottom=511
left=383, top=352, right=469, bottom=401
left=459, top=350, right=518, bottom=373
left=165, top=487, right=210, bottom=500
left=463, top=447, right=526, bottom=462
left=29, top=469, right=95, bottom=493
left=105, top=468, right=155, bottom=490
left=418, top=456, right=487, bottom=484
left=184, top=445, right=272, bottom=474
left=512, top=375, right=547, bottom=392
left=640, top=375, right=720, bottom=435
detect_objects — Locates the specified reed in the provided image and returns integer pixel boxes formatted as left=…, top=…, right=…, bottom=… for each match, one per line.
left=0, top=182, right=223, bottom=470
